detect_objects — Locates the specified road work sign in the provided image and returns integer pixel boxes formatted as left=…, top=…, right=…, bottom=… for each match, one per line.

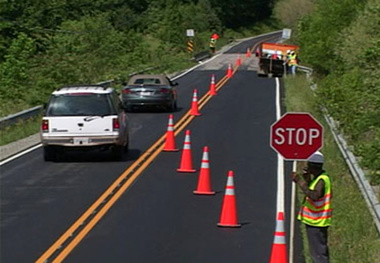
left=270, top=112, right=323, bottom=160
left=282, top=28, right=292, bottom=39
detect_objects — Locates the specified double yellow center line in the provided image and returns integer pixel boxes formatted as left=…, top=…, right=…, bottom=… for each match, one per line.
left=36, top=70, right=239, bottom=262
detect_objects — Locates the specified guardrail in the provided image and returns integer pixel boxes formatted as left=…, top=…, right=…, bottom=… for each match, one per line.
left=324, top=110, right=380, bottom=234
left=0, top=105, right=44, bottom=129
left=192, top=50, right=212, bottom=62
left=298, top=66, right=380, bottom=235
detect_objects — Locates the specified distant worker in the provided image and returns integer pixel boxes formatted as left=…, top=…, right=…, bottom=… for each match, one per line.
left=209, top=33, right=219, bottom=54
left=209, top=38, right=216, bottom=53
left=255, top=47, right=260, bottom=57
left=291, top=151, right=332, bottom=263
left=288, top=50, right=298, bottom=75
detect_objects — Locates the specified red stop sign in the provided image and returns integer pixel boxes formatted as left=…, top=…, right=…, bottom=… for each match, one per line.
left=270, top=113, right=323, bottom=160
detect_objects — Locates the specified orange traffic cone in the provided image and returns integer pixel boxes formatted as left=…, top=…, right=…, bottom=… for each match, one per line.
left=193, top=146, right=215, bottom=195
left=209, top=74, right=217, bottom=96
left=246, top=48, right=251, bottom=58
left=190, top=89, right=201, bottom=116
left=163, top=114, right=179, bottom=152
left=226, top=63, right=233, bottom=78
left=269, top=212, right=288, bottom=263
left=235, top=54, right=242, bottom=66
left=177, top=130, right=196, bottom=173
left=217, top=170, right=241, bottom=227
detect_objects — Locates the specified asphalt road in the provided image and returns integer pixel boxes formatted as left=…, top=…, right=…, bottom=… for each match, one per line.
left=0, top=32, right=303, bottom=263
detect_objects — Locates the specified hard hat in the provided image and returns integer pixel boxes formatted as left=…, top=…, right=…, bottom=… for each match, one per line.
left=308, top=151, right=324, bottom=164
left=286, top=50, right=291, bottom=54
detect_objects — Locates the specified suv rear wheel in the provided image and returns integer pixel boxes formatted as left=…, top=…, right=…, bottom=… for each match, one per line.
left=43, top=146, right=56, bottom=161
left=112, top=145, right=124, bottom=160
left=124, top=136, right=129, bottom=153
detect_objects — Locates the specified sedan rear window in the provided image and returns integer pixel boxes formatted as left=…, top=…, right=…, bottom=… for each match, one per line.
left=46, top=94, right=115, bottom=116
left=134, top=78, right=161, bottom=85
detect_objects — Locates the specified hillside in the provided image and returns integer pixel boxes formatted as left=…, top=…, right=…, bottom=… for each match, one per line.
left=0, top=0, right=274, bottom=115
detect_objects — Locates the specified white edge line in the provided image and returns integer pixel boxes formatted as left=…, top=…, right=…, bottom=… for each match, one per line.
left=276, top=77, right=285, bottom=213
left=0, top=144, right=42, bottom=166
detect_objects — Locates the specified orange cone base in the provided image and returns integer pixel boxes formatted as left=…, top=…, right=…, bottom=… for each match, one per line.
left=217, top=223, right=241, bottom=228
left=269, top=245, right=288, bottom=263
left=191, top=113, right=202, bottom=116
left=163, top=148, right=179, bottom=152
left=193, top=190, right=215, bottom=195
left=177, top=168, right=196, bottom=173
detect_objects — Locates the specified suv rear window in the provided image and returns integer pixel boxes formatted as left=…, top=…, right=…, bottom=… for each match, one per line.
left=46, top=93, right=115, bottom=116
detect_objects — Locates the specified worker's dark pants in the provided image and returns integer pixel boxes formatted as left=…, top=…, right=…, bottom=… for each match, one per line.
left=306, top=225, right=329, bottom=263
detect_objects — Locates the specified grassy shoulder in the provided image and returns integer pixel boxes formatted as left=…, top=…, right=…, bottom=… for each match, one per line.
left=284, top=75, right=380, bottom=262
left=0, top=116, right=41, bottom=146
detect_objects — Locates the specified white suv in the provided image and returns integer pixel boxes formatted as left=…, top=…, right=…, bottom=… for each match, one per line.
left=40, top=85, right=129, bottom=161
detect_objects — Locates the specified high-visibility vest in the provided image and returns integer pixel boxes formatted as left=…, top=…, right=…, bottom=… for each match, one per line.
left=209, top=38, right=216, bottom=48
left=298, top=173, right=332, bottom=227
left=288, top=54, right=298, bottom=65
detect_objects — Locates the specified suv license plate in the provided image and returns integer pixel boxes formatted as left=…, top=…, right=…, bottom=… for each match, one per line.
left=73, top=137, right=89, bottom=145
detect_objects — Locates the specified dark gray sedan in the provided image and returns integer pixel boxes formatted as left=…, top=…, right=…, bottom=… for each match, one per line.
left=121, top=74, right=178, bottom=112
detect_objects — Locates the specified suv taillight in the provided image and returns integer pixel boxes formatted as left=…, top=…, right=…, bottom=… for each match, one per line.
left=122, top=89, right=131, bottom=94
left=113, top=118, right=120, bottom=131
left=42, top=120, right=49, bottom=132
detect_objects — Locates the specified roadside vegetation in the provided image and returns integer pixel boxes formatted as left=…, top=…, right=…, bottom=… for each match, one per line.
left=0, top=0, right=274, bottom=116
left=274, top=0, right=380, bottom=184
left=0, top=0, right=276, bottom=145
left=285, top=75, right=380, bottom=263
left=275, top=0, right=380, bottom=261
left=0, top=115, right=41, bottom=146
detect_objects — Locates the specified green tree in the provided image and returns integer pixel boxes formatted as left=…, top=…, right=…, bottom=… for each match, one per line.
left=296, top=0, right=366, bottom=74
left=0, top=33, right=35, bottom=111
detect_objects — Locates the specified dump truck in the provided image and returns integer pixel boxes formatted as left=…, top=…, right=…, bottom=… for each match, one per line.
left=256, top=42, right=299, bottom=77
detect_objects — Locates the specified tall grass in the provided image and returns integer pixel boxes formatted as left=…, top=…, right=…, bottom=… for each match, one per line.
left=284, top=75, right=380, bottom=262
left=0, top=116, right=41, bottom=146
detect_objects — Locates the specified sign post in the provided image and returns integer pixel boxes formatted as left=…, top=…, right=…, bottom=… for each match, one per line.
left=186, top=29, right=195, bottom=54
left=270, top=112, right=323, bottom=160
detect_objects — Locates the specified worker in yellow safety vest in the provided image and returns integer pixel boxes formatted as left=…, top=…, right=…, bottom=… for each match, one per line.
left=287, top=50, right=298, bottom=75
left=209, top=38, right=216, bottom=53
left=292, top=151, right=332, bottom=263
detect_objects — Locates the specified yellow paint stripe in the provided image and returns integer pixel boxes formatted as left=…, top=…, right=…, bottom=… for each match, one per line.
left=36, top=72, right=233, bottom=263
left=53, top=142, right=167, bottom=262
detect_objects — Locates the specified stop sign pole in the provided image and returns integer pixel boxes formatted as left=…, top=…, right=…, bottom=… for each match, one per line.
left=270, top=112, right=323, bottom=160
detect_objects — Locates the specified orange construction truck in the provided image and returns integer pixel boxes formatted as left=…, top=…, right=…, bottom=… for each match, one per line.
left=256, top=42, right=299, bottom=77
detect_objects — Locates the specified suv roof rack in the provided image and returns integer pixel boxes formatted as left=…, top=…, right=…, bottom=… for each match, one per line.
left=56, top=84, right=108, bottom=91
